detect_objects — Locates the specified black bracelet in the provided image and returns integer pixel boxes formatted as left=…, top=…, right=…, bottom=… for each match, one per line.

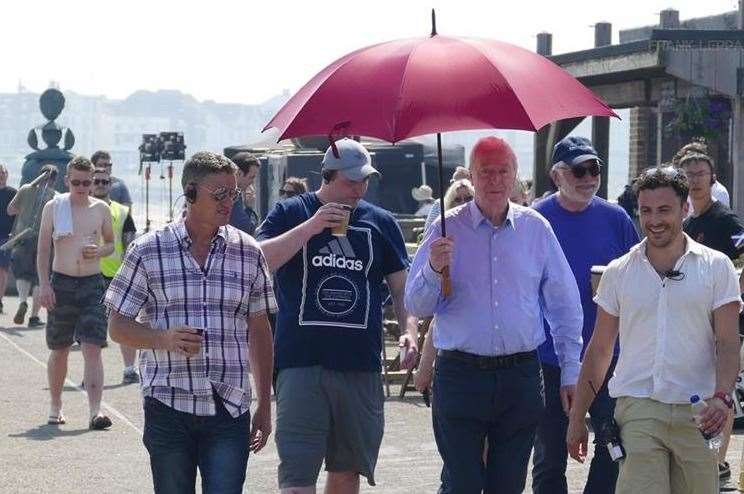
left=429, top=260, right=443, bottom=274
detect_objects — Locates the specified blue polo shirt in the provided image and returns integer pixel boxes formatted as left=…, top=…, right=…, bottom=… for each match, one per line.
left=534, top=194, right=639, bottom=367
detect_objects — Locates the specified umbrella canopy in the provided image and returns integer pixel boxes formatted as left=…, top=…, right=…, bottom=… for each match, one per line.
left=264, top=34, right=617, bottom=142
left=264, top=19, right=619, bottom=297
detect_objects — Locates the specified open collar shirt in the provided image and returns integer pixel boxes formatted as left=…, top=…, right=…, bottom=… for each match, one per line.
left=104, top=220, right=277, bottom=417
left=594, top=235, right=741, bottom=404
left=405, top=200, right=583, bottom=385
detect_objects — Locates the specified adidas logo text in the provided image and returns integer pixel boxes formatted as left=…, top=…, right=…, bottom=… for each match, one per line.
left=311, top=253, right=364, bottom=271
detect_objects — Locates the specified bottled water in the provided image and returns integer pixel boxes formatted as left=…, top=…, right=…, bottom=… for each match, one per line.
left=690, top=395, right=723, bottom=450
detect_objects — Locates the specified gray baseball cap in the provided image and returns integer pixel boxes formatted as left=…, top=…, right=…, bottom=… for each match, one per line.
left=322, top=138, right=379, bottom=181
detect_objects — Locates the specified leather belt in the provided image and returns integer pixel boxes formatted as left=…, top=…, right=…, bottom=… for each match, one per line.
left=437, top=349, right=537, bottom=370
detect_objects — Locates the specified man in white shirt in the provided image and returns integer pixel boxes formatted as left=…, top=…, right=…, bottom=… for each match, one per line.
left=566, top=166, right=741, bottom=493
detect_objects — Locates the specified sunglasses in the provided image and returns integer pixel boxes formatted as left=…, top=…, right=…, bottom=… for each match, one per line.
left=452, top=194, right=473, bottom=205
left=279, top=189, right=298, bottom=198
left=564, top=160, right=601, bottom=179
left=93, top=179, right=111, bottom=185
left=70, top=180, right=92, bottom=187
left=201, top=184, right=240, bottom=202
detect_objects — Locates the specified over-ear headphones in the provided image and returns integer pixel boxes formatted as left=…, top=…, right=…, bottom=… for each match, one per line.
left=185, top=183, right=197, bottom=204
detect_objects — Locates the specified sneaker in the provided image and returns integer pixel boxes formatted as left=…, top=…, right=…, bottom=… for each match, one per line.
left=719, top=461, right=731, bottom=481
left=13, top=301, right=27, bottom=325
left=122, top=369, right=140, bottom=384
left=27, top=316, right=44, bottom=328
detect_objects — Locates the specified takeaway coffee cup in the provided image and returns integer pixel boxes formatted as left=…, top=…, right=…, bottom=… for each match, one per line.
left=331, top=204, right=353, bottom=237
left=188, top=327, right=205, bottom=358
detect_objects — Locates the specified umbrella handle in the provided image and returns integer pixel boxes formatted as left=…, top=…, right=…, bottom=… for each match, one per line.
left=441, top=266, right=452, bottom=298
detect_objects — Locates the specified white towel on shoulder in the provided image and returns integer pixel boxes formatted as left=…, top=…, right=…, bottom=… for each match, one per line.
left=51, top=193, right=74, bottom=240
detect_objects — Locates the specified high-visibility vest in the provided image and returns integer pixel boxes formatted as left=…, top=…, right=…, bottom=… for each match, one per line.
left=100, top=200, right=129, bottom=278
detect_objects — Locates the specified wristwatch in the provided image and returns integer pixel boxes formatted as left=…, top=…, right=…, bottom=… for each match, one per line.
left=713, top=391, right=734, bottom=409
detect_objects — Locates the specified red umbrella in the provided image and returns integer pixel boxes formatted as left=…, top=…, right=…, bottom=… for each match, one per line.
left=265, top=18, right=615, bottom=141
left=264, top=12, right=618, bottom=295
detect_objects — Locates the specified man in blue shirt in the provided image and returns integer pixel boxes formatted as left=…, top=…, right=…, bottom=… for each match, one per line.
left=256, top=138, right=419, bottom=494
left=406, top=136, right=583, bottom=494
left=229, top=152, right=260, bottom=235
left=532, top=136, right=639, bottom=494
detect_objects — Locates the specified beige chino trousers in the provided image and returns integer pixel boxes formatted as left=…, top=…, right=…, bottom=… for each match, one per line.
left=614, top=396, right=718, bottom=494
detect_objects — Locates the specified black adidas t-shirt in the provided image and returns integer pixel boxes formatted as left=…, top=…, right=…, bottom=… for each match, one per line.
left=256, top=193, right=409, bottom=372
left=683, top=200, right=744, bottom=260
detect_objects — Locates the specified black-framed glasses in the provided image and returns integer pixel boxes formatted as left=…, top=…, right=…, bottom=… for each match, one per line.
left=279, top=188, right=298, bottom=198
left=565, top=160, right=601, bottom=179
left=70, top=179, right=92, bottom=187
left=200, top=184, right=240, bottom=202
left=93, top=179, right=111, bottom=186
left=683, top=170, right=711, bottom=181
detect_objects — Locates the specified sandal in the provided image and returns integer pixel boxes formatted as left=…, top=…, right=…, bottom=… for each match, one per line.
left=89, top=415, right=112, bottom=430
left=47, top=413, right=66, bottom=425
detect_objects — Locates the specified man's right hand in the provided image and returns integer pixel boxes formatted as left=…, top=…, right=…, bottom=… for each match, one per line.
left=38, top=284, right=55, bottom=310
left=159, top=327, right=203, bottom=357
left=429, top=237, right=454, bottom=273
left=414, top=365, right=433, bottom=394
left=566, top=417, right=589, bottom=464
left=304, top=203, right=349, bottom=236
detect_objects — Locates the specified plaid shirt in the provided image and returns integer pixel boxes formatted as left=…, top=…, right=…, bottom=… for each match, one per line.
left=104, top=220, right=276, bottom=417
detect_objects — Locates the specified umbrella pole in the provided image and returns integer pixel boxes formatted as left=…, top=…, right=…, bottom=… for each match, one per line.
left=436, top=133, right=452, bottom=297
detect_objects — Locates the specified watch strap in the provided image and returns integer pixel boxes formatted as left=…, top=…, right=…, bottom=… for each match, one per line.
left=713, top=391, right=734, bottom=408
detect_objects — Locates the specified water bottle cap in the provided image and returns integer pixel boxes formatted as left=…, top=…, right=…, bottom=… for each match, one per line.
left=690, top=395, right=701, bottom=403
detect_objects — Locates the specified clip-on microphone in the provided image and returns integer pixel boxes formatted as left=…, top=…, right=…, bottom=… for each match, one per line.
left=663, top=270, right=685, bottom=281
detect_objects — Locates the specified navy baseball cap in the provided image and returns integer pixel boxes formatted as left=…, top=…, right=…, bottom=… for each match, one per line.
left=551, top=136, right=602, bottom=167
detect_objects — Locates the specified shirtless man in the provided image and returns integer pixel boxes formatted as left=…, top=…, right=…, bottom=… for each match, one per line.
left=37, top=156, right=114, bottom=429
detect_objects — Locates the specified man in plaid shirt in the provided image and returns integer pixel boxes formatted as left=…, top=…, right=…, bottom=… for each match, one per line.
left=105, top=152, right=276, bottom=494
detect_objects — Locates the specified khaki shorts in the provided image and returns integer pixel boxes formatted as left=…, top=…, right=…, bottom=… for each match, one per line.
left=275, top=366, right=384, bottom=489
left=614, top=396, right=718, bottom=494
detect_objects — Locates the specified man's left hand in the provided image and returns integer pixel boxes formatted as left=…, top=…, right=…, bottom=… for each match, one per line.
left=699, top=396, right=729, bottom=437
left=560, top=385, right=576, bottom=416
left=249, top=401, right=272, bottom=453
left=82, top=245, right=100, bottom=260
left=398, top=334, right=419, bottom=370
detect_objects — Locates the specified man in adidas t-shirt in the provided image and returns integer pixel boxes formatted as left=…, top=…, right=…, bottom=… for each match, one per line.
left=256, top=138, right=418, bottom=494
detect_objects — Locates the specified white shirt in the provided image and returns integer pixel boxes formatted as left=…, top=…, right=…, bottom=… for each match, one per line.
left=594, top=235, right=741, bottom=404
left=713, top=181, right=731, bottom=207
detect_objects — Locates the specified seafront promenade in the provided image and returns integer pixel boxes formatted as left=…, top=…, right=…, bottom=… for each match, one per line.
left=1, top=295, right=741, bottom=493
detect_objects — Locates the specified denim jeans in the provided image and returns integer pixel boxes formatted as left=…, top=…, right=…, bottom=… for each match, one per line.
left=432, top=353, right=545, bottom=494
left=532, top=360, right=618, bottom=494
left=142, top=396, right=251, bottom=494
